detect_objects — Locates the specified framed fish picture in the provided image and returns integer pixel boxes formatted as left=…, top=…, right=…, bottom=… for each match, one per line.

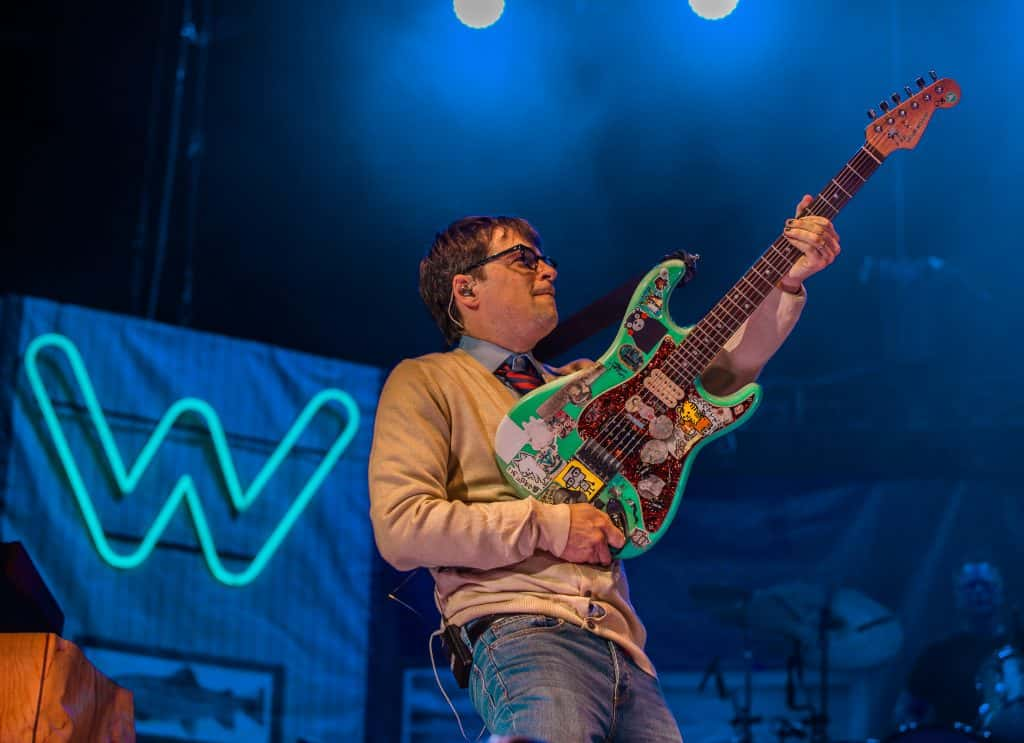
left=77, top=636, right=283, bottom=742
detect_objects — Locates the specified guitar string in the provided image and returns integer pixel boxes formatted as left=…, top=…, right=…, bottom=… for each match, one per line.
left=573, top=142, right=886, bottom=501
left=599, top=146, right=879, bottom=469
left=599, top=142, right=885, bottom=472
left=583, top=181, right=845, bottom=472
left=655, top=143, right=881, bottom=381
left=593, top=150, right=871, bottom=456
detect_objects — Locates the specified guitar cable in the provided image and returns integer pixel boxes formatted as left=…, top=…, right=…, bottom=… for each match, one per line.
left=427, top=628, right=486, bottom=742
left=387, top=569, right=485, bottom=742
left=430, top=587, right=487, bottom=742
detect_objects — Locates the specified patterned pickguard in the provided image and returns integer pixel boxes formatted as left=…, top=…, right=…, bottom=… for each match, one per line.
left=494, top=258, right=762, bottom=558
left=574, top=338, right=756, bottom=535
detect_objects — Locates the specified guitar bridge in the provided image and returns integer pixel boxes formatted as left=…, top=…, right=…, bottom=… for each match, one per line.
left=576, top=440, right=621, bottom=482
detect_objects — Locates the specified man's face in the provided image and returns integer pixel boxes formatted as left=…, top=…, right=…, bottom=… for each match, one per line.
left=955, top=562, right=1003, bottom=617
left=475, top=228, right=559, bottom=346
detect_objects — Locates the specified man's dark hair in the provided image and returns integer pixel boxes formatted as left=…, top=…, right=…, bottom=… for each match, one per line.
left=419, top=215, right=541, bottom=345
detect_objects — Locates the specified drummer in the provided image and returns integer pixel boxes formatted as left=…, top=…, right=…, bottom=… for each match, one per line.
left=893, top=561, right=1011, bottom=728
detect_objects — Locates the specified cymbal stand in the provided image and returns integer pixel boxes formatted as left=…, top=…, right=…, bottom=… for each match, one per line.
left=774, top=716, right=808, bottom=743
left=731, top=627, right=762, bottom=743
left=809, top=589, right=834, bottom=743
left=785, top=640, right=808, bottom=712
left=785, top=638, right=813, bottom=722
left=784, top=636, right=828, bottom=743
left=695, top=629, right=761, bottom=743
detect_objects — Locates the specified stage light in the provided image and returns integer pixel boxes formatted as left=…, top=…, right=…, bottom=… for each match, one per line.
left=453, top=0, right=505, bottom=29
left=689, top=0, right=740, bottom=21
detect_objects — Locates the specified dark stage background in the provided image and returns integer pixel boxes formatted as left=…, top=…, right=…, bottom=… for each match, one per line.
left=3, top=1, right=1022, bottom=741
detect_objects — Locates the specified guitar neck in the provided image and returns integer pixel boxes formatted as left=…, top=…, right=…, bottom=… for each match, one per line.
left=672, top=141, right=887, bottom=380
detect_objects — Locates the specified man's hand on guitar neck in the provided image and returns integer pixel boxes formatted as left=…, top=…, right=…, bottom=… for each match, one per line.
left=780, top=194, right=842, bottom=293
left=560, top=503, right=626, bottom=566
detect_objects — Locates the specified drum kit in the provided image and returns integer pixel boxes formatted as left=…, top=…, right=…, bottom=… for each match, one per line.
left=976, top=644, right=1024, bottom=740
left=689, top=582, right=1024, bottom=743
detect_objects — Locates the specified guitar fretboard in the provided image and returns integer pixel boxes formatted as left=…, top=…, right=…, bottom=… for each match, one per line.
left=663, top=142, right=886, bottom=384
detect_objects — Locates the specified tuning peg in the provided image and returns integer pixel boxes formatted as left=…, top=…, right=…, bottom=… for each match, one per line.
left=866, top=108, right=877, bottom=120
left=916, top=76, right=926, bottom=89
left=891, top=93, right=901, bottom=104
left=929, top=70, right=938, bottom=81
left=879, top=101, right=890, bottom=112
left=904, top=85, right=913, bottom=97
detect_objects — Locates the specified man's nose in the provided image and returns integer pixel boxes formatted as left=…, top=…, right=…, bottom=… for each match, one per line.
left=538, top=261, right=557, bottom=282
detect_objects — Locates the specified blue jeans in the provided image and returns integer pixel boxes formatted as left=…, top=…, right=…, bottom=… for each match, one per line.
left=464, top=614, right=683, bottom=743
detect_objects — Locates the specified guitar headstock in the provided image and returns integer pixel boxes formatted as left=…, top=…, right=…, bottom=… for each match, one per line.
left=865, top=71, right=961, bottom=157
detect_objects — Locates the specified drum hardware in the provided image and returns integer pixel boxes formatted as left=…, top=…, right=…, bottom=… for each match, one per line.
left=757, top=583, right=904, bottom=743
left=975, top=643, right=1024, bottom=742
left=784, top=639, right=824, bottom=742
left=695, top=631, right=763, bottom=743
left=813, top=587, right=835, bottom=743
left=885, top=721, right=991, bottom=742
left=748, top=583, right=904, bottom=671
left=690, top=581, right=757, bottom=743
left=774, top=716, right=809, bottom=742
left=733, top=625, right=764, bottom=743
left=690, top=581, right=904, bottom=743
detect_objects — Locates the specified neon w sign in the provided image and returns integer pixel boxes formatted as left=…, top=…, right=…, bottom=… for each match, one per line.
left=24, top=333, right=361, bottom=587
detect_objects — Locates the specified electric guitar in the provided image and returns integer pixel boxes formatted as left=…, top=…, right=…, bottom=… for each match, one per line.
left=494, top=73, right=961, bottom=558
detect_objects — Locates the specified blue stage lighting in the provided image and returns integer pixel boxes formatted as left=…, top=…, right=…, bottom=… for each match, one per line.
left=689, top=0, right=740, bottom=21
left=453, top=0, right=505, bottom=29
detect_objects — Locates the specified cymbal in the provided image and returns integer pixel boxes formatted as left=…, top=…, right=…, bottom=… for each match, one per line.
left=747, top=582, right=903, bottom=669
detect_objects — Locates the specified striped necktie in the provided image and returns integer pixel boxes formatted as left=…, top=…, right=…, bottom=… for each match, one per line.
left=494, top=353, right=545, bottom=395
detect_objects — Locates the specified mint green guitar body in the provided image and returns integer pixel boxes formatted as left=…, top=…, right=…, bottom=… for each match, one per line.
left=494, top=258, right=761, bottom=558
left=493, top=74, right=965, bottom=557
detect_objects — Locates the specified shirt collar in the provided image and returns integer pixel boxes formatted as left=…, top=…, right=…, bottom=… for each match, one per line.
left=458, top=335, right=545, bottom=376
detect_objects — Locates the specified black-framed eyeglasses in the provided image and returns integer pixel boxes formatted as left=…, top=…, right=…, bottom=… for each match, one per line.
left=459, top=244, right=558, bottom=274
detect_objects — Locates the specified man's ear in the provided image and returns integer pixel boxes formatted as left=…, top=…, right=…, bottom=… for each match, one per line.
left=453, top=275, right=478, bottom=302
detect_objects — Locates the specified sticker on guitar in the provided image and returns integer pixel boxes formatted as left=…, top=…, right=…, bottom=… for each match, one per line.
left=495, top=73, right=962, bottom=557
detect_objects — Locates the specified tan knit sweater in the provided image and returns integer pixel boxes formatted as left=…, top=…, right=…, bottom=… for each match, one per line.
left=368, top=287, right=806, bottom=676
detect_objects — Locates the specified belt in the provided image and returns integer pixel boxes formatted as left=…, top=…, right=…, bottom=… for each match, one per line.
left=464, top=613, right=514, bottom=649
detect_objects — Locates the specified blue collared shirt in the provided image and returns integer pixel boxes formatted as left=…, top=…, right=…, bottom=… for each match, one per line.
left=458, top=335, right=548, bottom=379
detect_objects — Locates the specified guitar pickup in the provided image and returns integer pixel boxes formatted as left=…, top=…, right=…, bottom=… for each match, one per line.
left=643, top=369, right=685, bottom=408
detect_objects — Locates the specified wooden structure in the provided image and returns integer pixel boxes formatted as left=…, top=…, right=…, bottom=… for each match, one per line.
left=0, top=633, right=134, bottom=742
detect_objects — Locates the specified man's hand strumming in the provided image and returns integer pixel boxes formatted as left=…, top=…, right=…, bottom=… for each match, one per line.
left=560, top=503, right=626, bottom=566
